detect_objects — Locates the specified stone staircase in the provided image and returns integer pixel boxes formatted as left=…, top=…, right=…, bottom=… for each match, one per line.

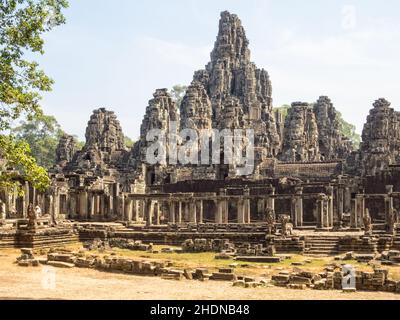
left=391, top=225, right=400, bottom=250
left=304, top=236, right=340, bottom=256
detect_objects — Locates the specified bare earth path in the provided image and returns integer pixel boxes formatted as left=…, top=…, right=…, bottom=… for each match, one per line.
left=0, top=251, right=399, bottom=300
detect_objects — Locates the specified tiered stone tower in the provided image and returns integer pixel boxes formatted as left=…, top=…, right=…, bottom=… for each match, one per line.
left=361, top=98, right=400, bottom=176
left=66, top=108, right=127, bottom=172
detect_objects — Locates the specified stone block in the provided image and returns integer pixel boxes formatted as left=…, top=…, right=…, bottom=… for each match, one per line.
left=47, top=261, right=75, bottom=268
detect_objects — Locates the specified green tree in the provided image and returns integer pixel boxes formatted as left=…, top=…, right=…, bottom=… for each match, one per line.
left=274, top=104, right=291, bottom=119
left=336, top=111, right=361, bottom=149
left=170, top=85, right=187, bottom=107
left=124, top=135, right=135, bottom=149
left=0, top=0, right=68, bottom=192
left=12, top=114, right=64, bottom=169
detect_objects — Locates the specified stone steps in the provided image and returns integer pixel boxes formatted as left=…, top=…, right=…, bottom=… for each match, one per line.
left=304, top=236, right=340, bottom=256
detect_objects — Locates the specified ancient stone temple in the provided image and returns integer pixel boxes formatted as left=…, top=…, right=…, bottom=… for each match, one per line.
left=2, top=11, right=400, bottom=253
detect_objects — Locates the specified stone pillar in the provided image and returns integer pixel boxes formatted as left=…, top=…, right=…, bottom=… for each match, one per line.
left=23, top=181, right=29, bottom=218
left=385, top=185, right=394, bottom=227
left=169, top=201, right=176, bottom=224
left=198, top=200, right=204, bottom=224
left=145, top=200, right=153, bottom=226
left=351, top=194, right=365, bottom=229
left=344, top=187, right=351, bottom=213
left=133, top=200, right=139, bottom=222
left=32, top=187, right=36, bottom=206
left=48, top=195, right=54, bottom=220
left=294, top=187, right=303, bottom=227
left=125, top=198, right=133, bottom=222
left=154, top=202, right=160, bottom=225
left=178, top=201, right=183, bottom=224
left=326, top=186, right=334, bottom=228
left=216, top=199, right=224, bottom=224
left=337, top=186, right=344, bottom=223
left=317, top=194, right=328, bottom=228
left=223, top=199, right=229, bottom=224
left=244, top=188, right=251, bottom=224
left=90, top=193, right=95, bottom=219
left=79, top=191, right=88, bottom=218
left=237, top=199, right=245, bottom=224
left=268, top=187, right=276, bottom=219
left=120, top=194, right=125, bottom=221
left=190, top=200, right=197, bottom=224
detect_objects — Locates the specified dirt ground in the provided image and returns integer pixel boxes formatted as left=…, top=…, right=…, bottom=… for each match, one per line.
left=0, top=250, right=399, bottom=300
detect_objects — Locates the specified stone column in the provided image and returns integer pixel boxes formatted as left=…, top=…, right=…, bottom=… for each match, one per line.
left=385, top=185, right=394, bottom=227
left=351, top=194, right=365, bottom=229
left=316, top=194, right=328, bottom=228
left=223, top=199, right=229, bottom=224
left=190, top=200, right=197, bottom=224
left=79, top=191, right=88, bottom=218
left=326, top=186, right=334, bottom=228
left=90, top=193, right=95, bottom=219
left=178, top=201, right=183, bottom=224
left=337, top=186, right=344, bottom=223
left=22, top=181, right=30, bottom=218
left=154, top=202, right=160, bottom=225
left=169, top=201, right=176, bottom=224
left=294, top=187, right=303, bottom=227
left=198, top=200, right=204, bottom=224
left=145, top=200, right=153, bottom=226
left=268, top=187, right=276, bottom=219
left=216, top=199, right=224, bottom=224
left=120, top=195, right=125, bottom=221
left=237, top=199, right=245, bottom=224
left=125, top=198, right=133, bottom=222
left=48, top=195, right=54, bottom=220
left=134, top=200, right=139, bottom=222
left=344, top=187, right=351, bottom=213
left=243, top=187, right=251, bottom=224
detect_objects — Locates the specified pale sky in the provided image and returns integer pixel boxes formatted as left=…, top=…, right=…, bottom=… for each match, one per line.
left=36, top=0, right=400, bottom=140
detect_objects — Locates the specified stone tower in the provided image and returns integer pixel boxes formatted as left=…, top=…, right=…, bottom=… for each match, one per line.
left=280, top=102, right=321, bottom=162
left=55, top=134, right=77, bottom=167
left=313, top=96, right=353, bottom=160
left=191, top=11, right=280, bottom=157
left=66, top=108, right=127, bottom=171
left=361, top=98, right=400, bottom=176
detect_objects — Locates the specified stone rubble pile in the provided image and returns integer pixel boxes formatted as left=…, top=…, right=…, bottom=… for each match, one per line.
left=181, top=238, right=233, bottom=253
left=16, top=248, right=40, bottom=267
left=84, top=238, right=153, bottom=252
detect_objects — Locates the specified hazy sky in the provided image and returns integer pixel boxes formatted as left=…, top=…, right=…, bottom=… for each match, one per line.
left=36, top=0, right=400, bottom=140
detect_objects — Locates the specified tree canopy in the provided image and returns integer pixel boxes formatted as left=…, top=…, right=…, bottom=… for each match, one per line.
left=11, top=114, right=64, bottom=169
left=0, top=0, right=68, bottom=192
left=170, top=85, right=187, bottom=108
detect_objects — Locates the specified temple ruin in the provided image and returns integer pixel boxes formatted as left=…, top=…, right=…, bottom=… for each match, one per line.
left=1, top=11, right=400, bottom=260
